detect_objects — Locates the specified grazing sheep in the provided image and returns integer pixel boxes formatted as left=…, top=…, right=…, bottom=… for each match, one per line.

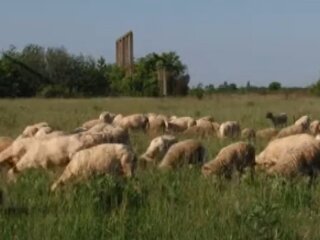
left=265, top=112, right=287, bottom=128
left=183, top=124, right=215, bottom=138
left=140, top=135, right=177, bottom=164
left=256, top=128, right=278, bottom=141
left=197, top=116, right=214, bottom=122
left=218, top=121, right=240, bottom=138
left=81, top=111, right=115, bottom=130
left=256, top=134, right=320, bottom=184
left=158, top=139, right=206, bottom=169
left=294, top=115, right=311, bottom=129
left=241, top=128, right=256, bottom=142
left=18, top=122, right=49, bottom=139
left=113, top=114, right=149, bottom=131
left=276, top=123, right=307, bottom=139
left=310, top=120, right=320, bottom=136
left=166, top=117, right=196, bottom=133
left=0, top=137, right=13, bottom=153
left=50, top=144, right=136, bottom=191
left=147, top=115, right=166, bottom=137
left=86, top=124, right=130, bottom=145
left=0, top=137, right=38, bottom=168
left=6, top=131, right=126, bottom=181
left=202, top=142, right=255, bottom=179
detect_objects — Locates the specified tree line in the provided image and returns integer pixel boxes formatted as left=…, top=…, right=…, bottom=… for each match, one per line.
left=0, top=44, right=318, bottom=98
left=0, top=44, right=189, bottom=97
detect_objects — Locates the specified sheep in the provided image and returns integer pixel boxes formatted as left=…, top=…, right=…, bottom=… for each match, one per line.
left=265, top=112, right=287, bottom=128
left=0, top=137, right=13, bottom=153
left=275, top=123, right=307, bottom=139
left=17, top=122, right=49, bottom=139
left=202, top=142, right=255, bottom=179
left=147, top=114, right=166, bottom=137
left=158, top=139, right=206, bottom=170
left=81, top=111, right=115, bottom=130
left=256, top=128, right=278, bottom=141
left=50, top=144, right=136, bottom=191
left=294, top=115, right=310, bottom=129
left=140, top=135, right=177, bottom=164
left=197, top=116, right=215, bottom=122
left=310, top=120, right=320, bottom=136
left=113, top=114, right=149, bottom=131
left=255, top=134, right=320, bottom=185
left=0, top=137, right=38, bottom=168
left=33, top=127, right=65, bottom=139
left=183, top=125, right=215, bottom=138
left=166, top=117, right=196, bottom=133
left=6, top=131, right=127, bottom=182
left=241, top=128, right=256, bottom=142
left=218, top=121, right=240, bottom=138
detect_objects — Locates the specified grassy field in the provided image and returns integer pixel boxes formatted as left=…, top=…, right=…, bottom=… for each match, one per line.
left=1, top=94, right=320, bottom=239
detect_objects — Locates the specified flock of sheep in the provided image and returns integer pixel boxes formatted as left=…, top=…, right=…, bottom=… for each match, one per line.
left=0, top=110, right=320, bottom=194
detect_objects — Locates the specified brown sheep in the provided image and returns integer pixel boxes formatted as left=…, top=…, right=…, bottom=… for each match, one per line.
left=256, top=128, right=278, bottom=141
left=256, top=134, right=320, bottom=184
left=50, top=143, right=136, bottom=191
left=202, top=142, right=255, bottom=179
left=158, top=139, right=206, bottom=170
left=265, top=112, right=287, bottom=128
left=140, top=135, right=177, bottom=164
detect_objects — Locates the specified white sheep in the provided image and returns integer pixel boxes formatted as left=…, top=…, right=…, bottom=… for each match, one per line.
left=166, top=116, right=196, bottom=133
left=256, top=134, right=320, bottom=184
left=202, top=142, right=255, bottom=179
left=6, top=131, right=128, bottom=182
left=294, top=115, right=310, bottom=129
left=140, top=135, right=177, bottom=164
left=309, top=120, right=320, bottom=136
left=218, top=121, right=240, bottom=138
left=17, top=122, right=49, bottom=139
left=50, top=143, right=136, bottom=191
left=256, top=128, right=278, bottom=141
left=158, top=139, right=206, bottom=169
left=113, top=114, right=149, bottom=131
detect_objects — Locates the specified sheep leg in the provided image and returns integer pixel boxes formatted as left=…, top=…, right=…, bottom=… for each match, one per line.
left=308, top=170, right=316, bottom=188
left=51, top=167, right=76, bottom=191
left=120, top=154, right=135, bottom=177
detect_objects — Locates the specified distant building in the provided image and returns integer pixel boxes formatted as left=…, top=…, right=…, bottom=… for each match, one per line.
left=115, top=31, right=134, bottom=75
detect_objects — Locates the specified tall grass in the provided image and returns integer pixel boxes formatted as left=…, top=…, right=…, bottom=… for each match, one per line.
left=1, top=94, right=320, bottom=239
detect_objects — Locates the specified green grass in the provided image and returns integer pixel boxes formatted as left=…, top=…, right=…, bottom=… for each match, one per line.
left=1, top=94, right=320, bottom=239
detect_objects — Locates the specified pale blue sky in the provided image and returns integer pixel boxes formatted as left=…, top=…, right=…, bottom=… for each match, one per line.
left=1, top=1, right=320, bottom=87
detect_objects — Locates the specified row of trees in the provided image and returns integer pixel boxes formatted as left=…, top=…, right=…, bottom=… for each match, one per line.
left=0, top=44, right=190, bottom=97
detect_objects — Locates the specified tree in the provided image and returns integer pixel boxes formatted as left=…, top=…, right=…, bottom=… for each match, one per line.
left=268, top=81, right=281, bottom=91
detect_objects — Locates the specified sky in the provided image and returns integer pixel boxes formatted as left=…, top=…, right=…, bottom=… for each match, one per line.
left=1, top=0, right=320, bottom=87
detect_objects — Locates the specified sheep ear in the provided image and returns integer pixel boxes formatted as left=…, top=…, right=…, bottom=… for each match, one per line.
left=31, top=127, right=39, bottom=136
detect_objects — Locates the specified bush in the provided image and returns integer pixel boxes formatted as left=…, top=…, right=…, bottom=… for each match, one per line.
left=38, top=85, right=69, bottom=98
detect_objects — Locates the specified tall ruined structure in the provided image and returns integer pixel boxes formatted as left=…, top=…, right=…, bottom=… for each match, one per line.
left=115, top=31, right=134, bottom=75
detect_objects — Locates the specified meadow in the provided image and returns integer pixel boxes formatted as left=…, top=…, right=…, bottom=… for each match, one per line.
left=1, top=94, right=320, bottom=239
